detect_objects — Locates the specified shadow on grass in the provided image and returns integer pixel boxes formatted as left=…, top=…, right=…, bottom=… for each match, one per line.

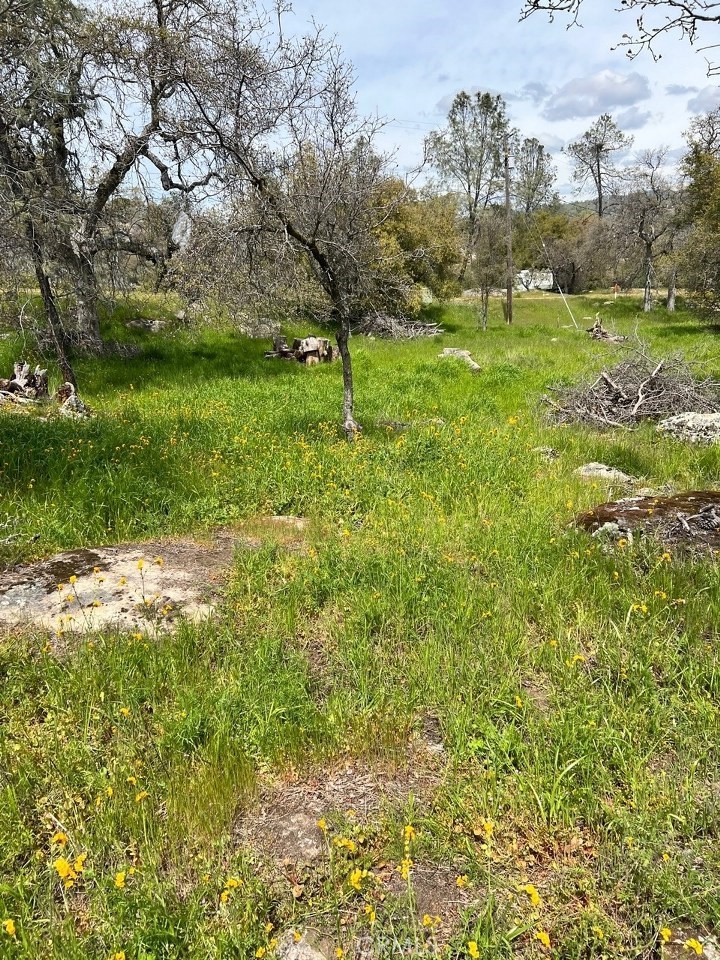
left=75, top=328, right=312, bottom=397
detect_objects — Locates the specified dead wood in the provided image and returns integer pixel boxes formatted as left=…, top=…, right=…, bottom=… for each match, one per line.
left=587, top=315, right=627, bottom=343
left=354, top=312, right=444, bottom=339
left=546, top=346, right=720, bottom=428
left=0, top=362, right=49, bottom=404
left=264, top=335, right=339, bottom=365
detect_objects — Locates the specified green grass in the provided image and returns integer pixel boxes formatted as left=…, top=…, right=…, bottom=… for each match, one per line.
left=0, top=293, right=719, bottom=958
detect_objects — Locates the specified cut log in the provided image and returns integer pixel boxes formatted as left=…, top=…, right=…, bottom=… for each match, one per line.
left=265, top=335, right=338, bottom=364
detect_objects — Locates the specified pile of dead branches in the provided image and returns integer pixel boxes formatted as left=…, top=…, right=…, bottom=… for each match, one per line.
left=354, top=312, right=443, bottom=339
left=546, top=347, right=720, bottom=428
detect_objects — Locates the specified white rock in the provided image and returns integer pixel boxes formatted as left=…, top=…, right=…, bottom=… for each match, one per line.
left=438, top=348, right=480, bottom=372
left=575, top=462, right=635, bottom=483
left=276, top=932, right=329, bottom=960
left=657, top=412, right=720, bottom=444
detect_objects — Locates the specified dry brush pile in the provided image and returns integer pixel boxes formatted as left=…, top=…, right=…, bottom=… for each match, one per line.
left=545, top=346, right=720, bottom=428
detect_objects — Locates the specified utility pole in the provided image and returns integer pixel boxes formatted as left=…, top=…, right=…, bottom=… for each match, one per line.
left=504, top=137, right=513, bottom=325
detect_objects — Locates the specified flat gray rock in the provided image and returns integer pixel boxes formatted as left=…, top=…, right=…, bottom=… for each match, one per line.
left=575, top=462, right=635, bottom=483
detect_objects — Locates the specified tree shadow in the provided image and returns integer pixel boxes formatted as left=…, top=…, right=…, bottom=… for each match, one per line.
left=75, top=329, right=316, bottom=396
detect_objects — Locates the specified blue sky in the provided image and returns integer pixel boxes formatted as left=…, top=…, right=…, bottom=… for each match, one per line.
left=288, top=0, right=720, bottom=194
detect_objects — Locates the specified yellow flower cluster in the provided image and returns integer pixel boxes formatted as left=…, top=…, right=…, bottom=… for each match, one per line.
left=53, top=852, right=87, bottom=889
left=220, top=875, right=242, bottom=904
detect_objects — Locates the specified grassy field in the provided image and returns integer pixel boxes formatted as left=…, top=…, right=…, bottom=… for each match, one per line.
left=0, top=293, right=719, bottom=959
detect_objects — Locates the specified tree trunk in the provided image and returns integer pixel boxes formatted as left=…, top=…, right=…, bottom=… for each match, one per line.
left=73, top=248, right=102, bottom=348
left=457, top=210, right=478, bottom=286
left=479, top=288, right=489, bottom=331
left=643, top=245, right=653, bottom=312
left=25, top=223, right=78, bottom=388
left=596, top=148, right=603, bottom=218
left=667, top=266, right=677, bottom=312
left=336, top=316, right=360, bottom=438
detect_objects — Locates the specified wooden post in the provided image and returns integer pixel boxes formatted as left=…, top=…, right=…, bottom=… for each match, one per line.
left=504, top=137, right=513, bottom=325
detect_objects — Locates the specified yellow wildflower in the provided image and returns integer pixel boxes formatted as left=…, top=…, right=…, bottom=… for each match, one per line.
left=521, top=883, right=541, bottom=907
left=135, top=790, right=149, bottom=803
left=316, top=817, right=327, bottom=832
left=456, top=874, right=469, bottom=888
left=684, top=940, right=703, bottom=956
left=137, top=559, right=145, bottom=570
left=112, top=953, right=126, bottom=960
left=293, top=930, right=303, bottom=943
left=349, top=868, right=363, bottom=891
left=593, top=926, right=604, bottom=939
left=467, top=941, right=480, bottom=959
left=364, top=904, right=376, bottom=924
left=661, top=929, right=672, bottom=943
left=73, top=852, right=87, bottom=873
left=535, top=929, right=551, bottom=949
left=403, top=824, right=416, bottom=842
left=219, top=890, right=230, bottom=904
left=115, top=871, right=126, bottom=889
left=225, top=876, right=241, bottom=889
left=333, top=836, right=357, bottom=854
left=51, top=831, right=68, bottom=846
left=2, top=919, right=16, bottom=937
left=53, top=857, right=77, bottom=888
left=400, top=857, right=412, bottom=880
left=69, top=575, right=77, bottom=585
left=255, top=949, right=266, bottom=959
left=106, top=786, right=114, bottom=798
left=119, top=707, right=130, bottom=717
left=335, top=950, right=344, bottom=960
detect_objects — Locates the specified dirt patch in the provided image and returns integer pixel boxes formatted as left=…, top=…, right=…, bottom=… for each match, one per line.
left=521, top=678, right=552, bottom=713
left=380, top=861, right=478, bottom=936
left=235, top=758, right=443, bottom=868
left=577, top=490, right=720, bottom=552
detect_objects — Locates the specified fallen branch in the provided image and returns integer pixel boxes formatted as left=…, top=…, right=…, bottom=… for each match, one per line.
left=630, top=359, right=664, bottom=416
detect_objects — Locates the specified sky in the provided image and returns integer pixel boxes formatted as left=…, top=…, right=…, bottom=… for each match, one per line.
left=287, top=0, right=720, bottom=196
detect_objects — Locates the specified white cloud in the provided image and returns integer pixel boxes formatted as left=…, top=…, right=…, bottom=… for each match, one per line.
left=687, top=86, right=720, bottom=114
left=542, top=70, right=651, bottom=121
left=616, top=106, right=652, bottom=131
left=666, top=84, right=698, bottom=96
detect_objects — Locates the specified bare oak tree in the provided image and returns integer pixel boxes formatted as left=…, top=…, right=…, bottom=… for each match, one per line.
left=175, top=26, right=412, bottom=436
left=615, top=148, right=678, bottom=311
left=520, top=0, right=720, bottom=74
left=0, top=0, right=221, bottom=360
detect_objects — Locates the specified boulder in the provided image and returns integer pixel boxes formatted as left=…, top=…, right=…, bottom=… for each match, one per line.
left=439, top=348, right=480, bottom=372
left=657, top=412, right=720, bottom=444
